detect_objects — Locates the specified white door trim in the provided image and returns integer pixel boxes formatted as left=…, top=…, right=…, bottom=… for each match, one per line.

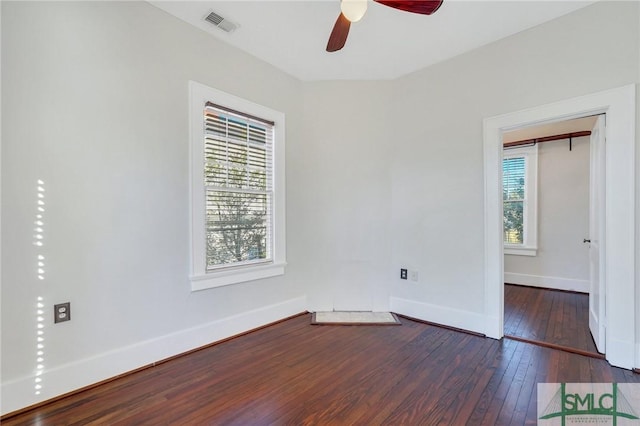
left=482, top=84, right=636, bottom=369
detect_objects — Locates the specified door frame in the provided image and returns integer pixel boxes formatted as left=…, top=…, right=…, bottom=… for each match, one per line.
left=482, top=84, right=636, bottom=369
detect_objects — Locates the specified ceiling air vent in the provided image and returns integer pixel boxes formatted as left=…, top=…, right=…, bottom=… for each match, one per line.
left=205, top=11, right=237, bottom=33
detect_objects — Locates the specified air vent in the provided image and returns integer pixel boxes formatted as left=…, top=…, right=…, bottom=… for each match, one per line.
left=205, top=11, right=237, bottom=33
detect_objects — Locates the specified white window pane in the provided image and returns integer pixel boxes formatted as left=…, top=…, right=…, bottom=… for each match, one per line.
left=203, top=103, right=274, bottom=270
left=206, top=190, right=270, bottom=268
left=503, top=200, right=524, bottom=244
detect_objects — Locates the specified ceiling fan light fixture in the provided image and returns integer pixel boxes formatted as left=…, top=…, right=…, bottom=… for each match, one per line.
left=340, top=0, right=368, bottom=23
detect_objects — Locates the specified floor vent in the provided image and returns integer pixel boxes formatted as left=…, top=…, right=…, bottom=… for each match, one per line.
left=205, top=11, right=238, bottom=33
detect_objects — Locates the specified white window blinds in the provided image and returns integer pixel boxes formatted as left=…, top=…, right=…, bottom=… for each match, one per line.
left=203, top=102, right=274, bottom=270
left=503, top=156, right=525, bottom=244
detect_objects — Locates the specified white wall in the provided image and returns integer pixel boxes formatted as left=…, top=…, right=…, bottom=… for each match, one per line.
left=299, top=82, right=394, bottom=313
left=1, top=1, right=305, bottom=414
left=504, top=137, right=590, bottom=292
left=389, top=1, right=638, bottom=334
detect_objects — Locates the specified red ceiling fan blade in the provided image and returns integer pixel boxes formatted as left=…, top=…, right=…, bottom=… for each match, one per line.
left=373, top=0, right=443, bottom=15
left=326, top=13, right=351, bottom=52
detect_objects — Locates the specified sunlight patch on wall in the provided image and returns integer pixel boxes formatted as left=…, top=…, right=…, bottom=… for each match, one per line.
left=33, top=180, right=46, bottom=395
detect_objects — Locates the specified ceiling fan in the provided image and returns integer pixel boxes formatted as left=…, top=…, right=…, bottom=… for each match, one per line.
left=327, top=0, right=443, bottom=52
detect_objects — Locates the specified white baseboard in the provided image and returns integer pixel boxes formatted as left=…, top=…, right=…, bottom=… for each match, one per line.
left=1, top=296, right=306, bottom=416
left=390, top=297, right=487, bottom=336
left=504, top=272, right=589, bottom=293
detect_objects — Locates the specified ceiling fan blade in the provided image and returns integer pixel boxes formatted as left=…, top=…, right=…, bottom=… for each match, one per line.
left=373, top=0, right=443, bottom=15
left=326, top=13, right=351, bottom=52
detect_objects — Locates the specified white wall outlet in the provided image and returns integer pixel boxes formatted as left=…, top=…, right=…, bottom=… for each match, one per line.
left=410, top=271, right=419, bottom=282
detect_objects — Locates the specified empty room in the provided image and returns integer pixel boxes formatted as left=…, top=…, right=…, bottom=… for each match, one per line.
left=2, top=0, right=640, bottom=424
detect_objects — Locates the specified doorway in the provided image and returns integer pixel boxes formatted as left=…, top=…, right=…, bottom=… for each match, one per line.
left=501, top=116, right=600, bottom=356
left=482, top=84, right=636, bottom=369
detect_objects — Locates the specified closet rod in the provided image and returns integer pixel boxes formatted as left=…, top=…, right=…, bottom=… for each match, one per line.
left=503, top=130, right=591, bottom=148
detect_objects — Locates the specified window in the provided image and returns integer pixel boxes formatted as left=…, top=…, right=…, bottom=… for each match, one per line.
left=503, top=156, right=525, bottom=244
left=204, top=103, right=273, bottom=268
left=189, top=81, right=286, bottom=291
left=503, top=145, right=537, bottom=256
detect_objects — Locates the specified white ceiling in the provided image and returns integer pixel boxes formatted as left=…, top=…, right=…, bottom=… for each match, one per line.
left=150, top=0, right=595, bottom=81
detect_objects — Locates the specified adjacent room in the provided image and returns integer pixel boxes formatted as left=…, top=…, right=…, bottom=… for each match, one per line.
left=502, top=117, right=600, bottom=355
left=2, top=0, right=639, bottom=423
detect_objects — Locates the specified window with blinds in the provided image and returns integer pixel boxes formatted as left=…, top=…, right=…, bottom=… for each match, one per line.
left=503, top=156, right=525, bottom=245
left=203, top=102, right=274, bottom=270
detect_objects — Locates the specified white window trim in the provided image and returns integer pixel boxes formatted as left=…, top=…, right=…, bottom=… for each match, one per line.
left=189, top=81, right=286, bottom=291
left=503, top=145, right=538, bottom=256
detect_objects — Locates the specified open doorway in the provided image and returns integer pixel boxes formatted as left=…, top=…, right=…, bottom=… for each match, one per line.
left=501, top=116, right=602, bottom=357
left=482, top=84, right=635, bottom=369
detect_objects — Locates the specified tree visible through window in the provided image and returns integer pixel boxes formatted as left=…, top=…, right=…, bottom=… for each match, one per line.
left=189, top=82, right=285, bottom=291
left=204, top=102, right=273, bottom=269
left=502, top=144, right=537, bottom=256
left=503, top=157, right=525, bottom=244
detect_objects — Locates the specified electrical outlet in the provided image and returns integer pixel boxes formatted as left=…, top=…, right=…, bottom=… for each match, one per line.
left=54, top=302, right=71, bottom=323
left=400, top=268, right=408, bottom=280
left=410, top=271, right=419, bottom=282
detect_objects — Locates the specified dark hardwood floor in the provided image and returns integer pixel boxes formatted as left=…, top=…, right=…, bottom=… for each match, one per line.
left=4, top=313, right=638, bottom=425
left=504, top=284, right=599, bottom=355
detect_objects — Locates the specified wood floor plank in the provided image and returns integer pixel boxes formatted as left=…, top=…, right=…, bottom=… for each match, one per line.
left=504, top=284, right=598, bottom=354
left=444, top=340, right=504, bottom=425
left=342, top=326, right=456, bottom=425
left=524, top=345, right=554, bottom=425
left=479, top=339, right=530, bottom=425
left=321, top=327, right=466, bottom=425
left=397, top=336, right=483, bottom=420
left=3, top=313, right=639, bottom=425
left=465, top=339, right=520, bottom=425
left=383, top=335, right=487, bottom=424
left=420, top=337, right=500, bottom=425
left=510, top=345, right=546, bottom=425
left=530, top=288, right=552, bottom=341
left=494, top=341, right=538, bottom=425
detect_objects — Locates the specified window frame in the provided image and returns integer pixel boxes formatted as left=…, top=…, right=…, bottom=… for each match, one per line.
left=189, top=81, right=286, bottom=291
left=503, top=144, right=538, bottom=256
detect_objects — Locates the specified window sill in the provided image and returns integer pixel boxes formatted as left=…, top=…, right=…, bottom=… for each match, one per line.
left=190, top=262, right=287, bottom=292
left=504, top=246, right=537, bottom=256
